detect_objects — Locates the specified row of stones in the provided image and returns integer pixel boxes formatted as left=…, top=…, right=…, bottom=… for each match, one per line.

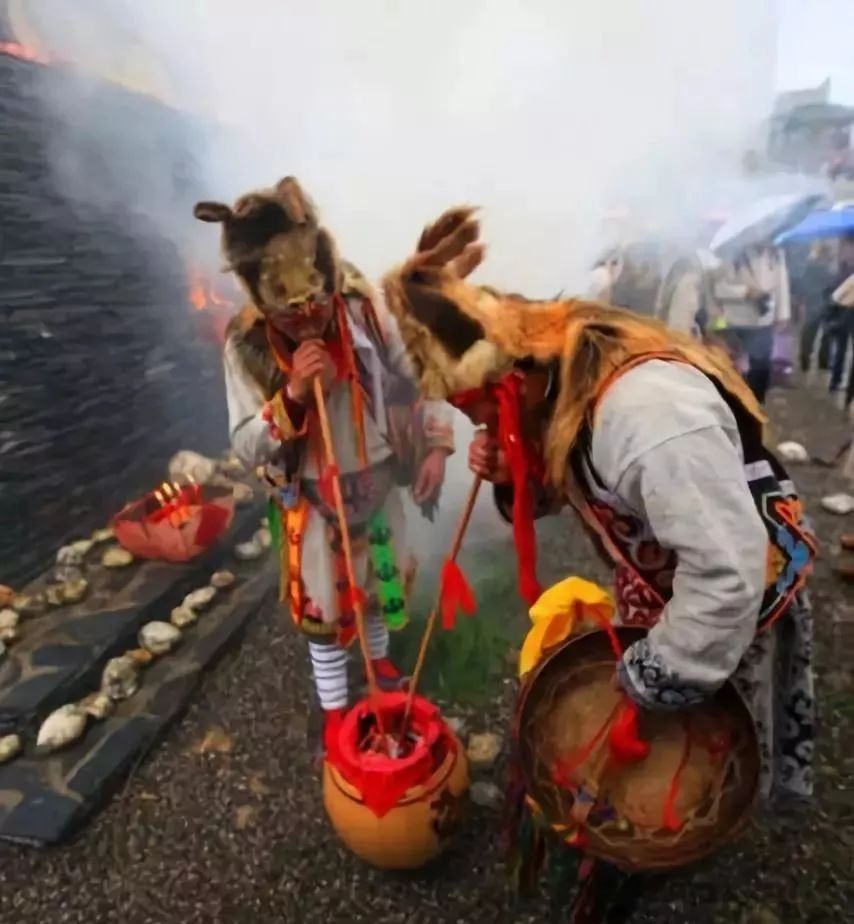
left=0, top=450, right=261, bottom=658
left=0, top=530, right=134, bottom=660
left=0, top=516, right=272, bottom=766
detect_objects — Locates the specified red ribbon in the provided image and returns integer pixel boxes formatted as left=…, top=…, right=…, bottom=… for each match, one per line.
left=661, top=722, right=692, bottom=832
left=493, top=373, right=542, bottom=606
left=439, top=559, right=477, bottom=630
left=318, top=462, right=339, bottom=509
left=344, top=585, right=367, bottom=614
left=608, top=701, right=651, bottom=764
left=325, top=332, right=348, bottom=382
left=552, top=615, right=651, bottom=798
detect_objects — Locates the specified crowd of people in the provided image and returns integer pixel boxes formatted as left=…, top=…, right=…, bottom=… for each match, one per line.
left=589, top=229, right=854, bottom=409
left=193, top=178, right=832, bottom=921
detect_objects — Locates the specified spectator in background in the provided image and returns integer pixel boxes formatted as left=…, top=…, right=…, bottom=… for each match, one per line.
left=655, top=249, right=722, bottom=340
left=794, top=241, right=837, bottom=374
left=714, top=245, right=791, bottom=403
left=828, top=237, right=854, bottom=402
left=588, top=242, right=664, bottom=316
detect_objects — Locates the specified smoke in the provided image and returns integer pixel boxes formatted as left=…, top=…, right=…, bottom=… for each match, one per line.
left=21, top=0, right=796, bottom=555
left=25, top=0, right=784, bottom=290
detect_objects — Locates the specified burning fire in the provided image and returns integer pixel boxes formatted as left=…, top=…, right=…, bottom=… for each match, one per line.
left=187, top=264, right=236, bottom=344
left=150, top=477, right=202, bottom=527
left=188, top=264, right=232, bottom=312
left=0, top=41, right=51, bottom=65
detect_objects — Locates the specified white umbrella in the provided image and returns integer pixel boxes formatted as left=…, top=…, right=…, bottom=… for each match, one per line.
left=710, top=193, right=825, bottom=257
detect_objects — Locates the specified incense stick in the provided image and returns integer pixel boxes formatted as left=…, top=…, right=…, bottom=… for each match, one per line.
left=402, top=475, right=483, bottom=728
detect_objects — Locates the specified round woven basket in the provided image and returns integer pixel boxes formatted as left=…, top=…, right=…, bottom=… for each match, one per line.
left=515, top=627, right=760, bottom=872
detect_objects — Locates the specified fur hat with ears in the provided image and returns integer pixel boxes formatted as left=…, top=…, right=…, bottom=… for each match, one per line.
left=382, top=206, right=575, bottom=399
left=193, top=176, right=342, bottom=313
left=383, top=206, right=764, bottom=490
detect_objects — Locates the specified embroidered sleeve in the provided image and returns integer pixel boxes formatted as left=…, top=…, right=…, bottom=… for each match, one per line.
left=617, top=637, right=707, bottom=710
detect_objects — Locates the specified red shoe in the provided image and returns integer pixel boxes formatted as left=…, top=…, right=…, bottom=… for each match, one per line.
left=321, top=707, right=347, bottom=761
left=371, top=658, right=410, bottom=692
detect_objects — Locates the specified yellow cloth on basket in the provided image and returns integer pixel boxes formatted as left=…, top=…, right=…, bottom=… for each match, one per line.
left=518, top=577, right=615, bottom=677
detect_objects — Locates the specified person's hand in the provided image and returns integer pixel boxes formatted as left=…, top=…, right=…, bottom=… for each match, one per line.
left=468, top=430, right=511, bottom=483
left=412, top=448, right=448, bottom=505
left=288, top=340, right=336, bottom=403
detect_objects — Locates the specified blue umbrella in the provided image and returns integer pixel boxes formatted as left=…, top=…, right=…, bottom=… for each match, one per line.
left=775, top=207, right=854, bottom=245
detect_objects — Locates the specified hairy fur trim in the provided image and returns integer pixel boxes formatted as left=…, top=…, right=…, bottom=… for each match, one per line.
left=341, top=261, right=377, bottom=303
left=386, top=263, right=764, bottom=489
left=225, top=305, right=281, bottom=399
left=382, top=270, right=512, bottom=398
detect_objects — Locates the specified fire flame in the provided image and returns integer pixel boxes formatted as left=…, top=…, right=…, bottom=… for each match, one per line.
left=0, top=41, right=51, bottom=65
left=188, top=265, right=231, bottom=313
left=150, top=480, right=200, bottom=527
left=187, top=264, right=235, bottom=345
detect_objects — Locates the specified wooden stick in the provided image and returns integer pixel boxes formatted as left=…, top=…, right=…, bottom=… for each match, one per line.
left=569, top=700, right=622, bottom=826
left=403, top=474, right=483, bottom=727
left=312, top=379, right=383, bottom=720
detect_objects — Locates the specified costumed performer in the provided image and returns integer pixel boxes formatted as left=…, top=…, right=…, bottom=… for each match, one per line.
left=380, top=206, right=815, bottom=804
left=194, top=178, right=455, bottom=751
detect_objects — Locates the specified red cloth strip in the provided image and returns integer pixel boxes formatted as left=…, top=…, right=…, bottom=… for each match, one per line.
left=494, top=373, right=542, bottom=605
left=439, top=559, right=477, bottom=630
left=662, top=719, right=692, bottom=832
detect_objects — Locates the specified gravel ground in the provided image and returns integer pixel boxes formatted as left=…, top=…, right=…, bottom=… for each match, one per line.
left=1, top=374, right=852, bottom=924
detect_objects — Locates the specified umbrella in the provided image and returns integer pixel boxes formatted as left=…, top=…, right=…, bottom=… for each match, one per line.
left=774, top=206, right=854, bottom=245
left=710, top=193, right=825, bottom=258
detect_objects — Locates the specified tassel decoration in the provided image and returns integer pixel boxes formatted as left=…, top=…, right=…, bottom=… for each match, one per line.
left=494, top=373, right=542, bottom=605
left=439, top=559, right=477, bottom=630
left=608, top=700, right=651, bottom=765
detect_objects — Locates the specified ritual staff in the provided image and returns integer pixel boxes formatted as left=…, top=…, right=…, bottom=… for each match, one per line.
left=194, top=178, right=454, bottom=751
left=381, top=207, right=815, bottom=802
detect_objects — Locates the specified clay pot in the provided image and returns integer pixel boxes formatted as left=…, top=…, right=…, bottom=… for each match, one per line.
left=323, top=693, right=469, bottom=870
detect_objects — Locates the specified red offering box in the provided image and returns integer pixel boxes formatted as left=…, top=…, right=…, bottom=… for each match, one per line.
left=113, top=482, right=235, bottom=562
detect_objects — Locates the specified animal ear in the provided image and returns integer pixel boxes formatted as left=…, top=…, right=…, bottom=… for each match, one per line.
left=274, top=177, right=313, bottom=224
left=417, top=207, right=479, bottom=256
left=194, top=201, right=232, bottom=223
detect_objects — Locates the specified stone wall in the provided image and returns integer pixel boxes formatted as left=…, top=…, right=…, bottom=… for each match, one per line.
left=0, top=52, right=229, bottom=586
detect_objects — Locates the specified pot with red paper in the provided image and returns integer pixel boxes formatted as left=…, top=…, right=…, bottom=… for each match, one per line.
left=112, top=479, right=235, bottom=563
left=323, top=691, right=469, bottom=870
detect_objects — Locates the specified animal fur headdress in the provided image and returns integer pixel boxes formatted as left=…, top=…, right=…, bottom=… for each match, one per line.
left=222, top=259, right=379, bottom=401
left=382, top=207, right=764, bottom=488
left=193, top=176, right=342, bottom=314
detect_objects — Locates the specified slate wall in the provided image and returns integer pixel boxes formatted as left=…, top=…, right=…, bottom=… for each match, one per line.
left=0, top=52, right=229, bottom=586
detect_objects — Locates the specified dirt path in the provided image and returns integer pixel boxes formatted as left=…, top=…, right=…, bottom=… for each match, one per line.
left=1, top=377, right=852, bottom=924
